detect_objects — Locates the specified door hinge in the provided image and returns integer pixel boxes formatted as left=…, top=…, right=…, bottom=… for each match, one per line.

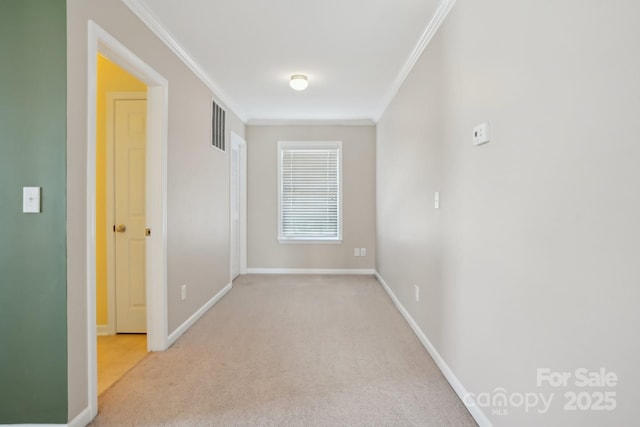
left=145, top=228, right=151, bottom=236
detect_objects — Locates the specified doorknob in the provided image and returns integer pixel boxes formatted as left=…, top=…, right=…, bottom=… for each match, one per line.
left=115, top=224, right=127, bottom=233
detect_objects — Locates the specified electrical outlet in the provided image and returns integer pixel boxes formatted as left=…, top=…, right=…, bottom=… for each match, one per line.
left=360, top=248, right=367, bottom=257
left=354, top=248, right=361, bottom=257
left=181, top=284, right=187, bottom=301
left=414, top=285, right=420, bottom=302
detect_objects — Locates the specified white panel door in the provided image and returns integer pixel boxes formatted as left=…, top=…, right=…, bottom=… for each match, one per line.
left=115, top=99, right=147, bottom=333
left=230, top=143, right=240, bottom=279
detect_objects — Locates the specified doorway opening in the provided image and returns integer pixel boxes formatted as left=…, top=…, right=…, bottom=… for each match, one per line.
left=230, top=132, right=247, bottom=280
left=87, top=21, right=169, bottom=419
left=96, top=53, right=149, bottom=394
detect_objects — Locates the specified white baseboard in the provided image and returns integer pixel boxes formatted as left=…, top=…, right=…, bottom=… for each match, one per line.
left=246, top=268, right=376, bottom=275
left=95, top=324, right=110, bottom=336
left=2, top=407, right=92, bottom=427
left=167, top=282, right=232, bottom=346
left=374, top=272, right=492, bottom=427
left=68, top=407, right=92, bottom=427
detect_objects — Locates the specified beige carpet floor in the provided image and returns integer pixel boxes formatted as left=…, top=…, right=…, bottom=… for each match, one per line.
left=91, top=274, right=476, bottom=426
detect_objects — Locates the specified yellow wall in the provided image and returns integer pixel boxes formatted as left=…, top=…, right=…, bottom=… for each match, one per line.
left=96, top=54, right=146, bottom=326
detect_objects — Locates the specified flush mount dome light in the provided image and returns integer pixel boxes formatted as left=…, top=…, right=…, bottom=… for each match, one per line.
left=290, top=74, right=309, bottom=91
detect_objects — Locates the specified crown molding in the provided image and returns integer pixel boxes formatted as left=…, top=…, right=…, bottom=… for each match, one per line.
left=122, top=0, right=248, bottom=123
left=247, top=118, right=376, bottom=127
left=373, top=0, right=458, bottom=122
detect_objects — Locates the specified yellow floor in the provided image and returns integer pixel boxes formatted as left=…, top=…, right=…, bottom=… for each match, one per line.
left=97, top=334, right=147, bottom=395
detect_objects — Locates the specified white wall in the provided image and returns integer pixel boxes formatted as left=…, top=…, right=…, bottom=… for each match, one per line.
left=247, top=125, right=376, bottom=271
left=67, top=0, right=245, bottom=419
left=377, top=1, right=640, bottom=426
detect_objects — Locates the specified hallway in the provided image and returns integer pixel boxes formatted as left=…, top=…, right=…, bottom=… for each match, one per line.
left=91, top=275, right=475, bottom=426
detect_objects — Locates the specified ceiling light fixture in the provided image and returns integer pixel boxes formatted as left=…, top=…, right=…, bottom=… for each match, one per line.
left=290, top=74, right=309, bottom=91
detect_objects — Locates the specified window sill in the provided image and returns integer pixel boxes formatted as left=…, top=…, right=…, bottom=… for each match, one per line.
left=278, top=239, right=343, bottom=245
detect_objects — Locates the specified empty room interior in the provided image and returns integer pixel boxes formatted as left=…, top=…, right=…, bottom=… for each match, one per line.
left=1, top=0, right=638, bottom=426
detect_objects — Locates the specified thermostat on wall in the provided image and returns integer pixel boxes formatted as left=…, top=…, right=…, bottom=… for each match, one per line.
left=473, top=122, right=491, bottom=146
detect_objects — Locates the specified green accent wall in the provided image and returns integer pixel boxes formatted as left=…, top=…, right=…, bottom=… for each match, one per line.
left=0, top=0, right=68, bottom=423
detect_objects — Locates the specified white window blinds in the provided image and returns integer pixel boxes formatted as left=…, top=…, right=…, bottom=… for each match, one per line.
left=278, top=141, right=342, bottom=242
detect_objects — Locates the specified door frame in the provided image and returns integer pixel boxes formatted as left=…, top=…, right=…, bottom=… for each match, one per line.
left=106, top=92, right=148, bottom=335
left=87, top=21, right=169, bottom=418
left=230, top=132, right=247, bottom=277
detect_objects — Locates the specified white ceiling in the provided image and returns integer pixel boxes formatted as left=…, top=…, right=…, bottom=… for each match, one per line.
left=127, top=0, right=444, bottom=124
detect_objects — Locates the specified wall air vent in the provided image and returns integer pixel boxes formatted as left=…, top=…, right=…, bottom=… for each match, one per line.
left=212, top=99, right=226, bottom=152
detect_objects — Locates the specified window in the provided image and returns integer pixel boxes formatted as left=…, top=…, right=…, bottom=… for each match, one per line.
left=278, top=141, right=342, bottom=242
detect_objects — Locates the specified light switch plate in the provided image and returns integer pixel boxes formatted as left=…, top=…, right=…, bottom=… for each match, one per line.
left=23, top=187, right=41, bottom=213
